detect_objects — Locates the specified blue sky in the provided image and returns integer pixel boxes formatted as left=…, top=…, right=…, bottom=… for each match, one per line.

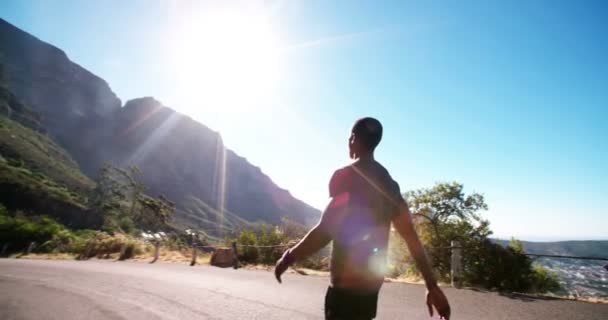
left=1, top=0, right=606, bottom=241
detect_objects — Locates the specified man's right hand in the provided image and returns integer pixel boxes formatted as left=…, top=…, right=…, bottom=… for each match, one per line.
left=426, top=286, right=451, bottom=319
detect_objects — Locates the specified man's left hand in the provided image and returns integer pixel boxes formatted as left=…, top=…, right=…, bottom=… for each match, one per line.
left=426, top=286, right=451, bottom=319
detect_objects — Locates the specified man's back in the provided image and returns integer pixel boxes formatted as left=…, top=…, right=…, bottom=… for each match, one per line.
left=328, top=159, right=404, bottom=291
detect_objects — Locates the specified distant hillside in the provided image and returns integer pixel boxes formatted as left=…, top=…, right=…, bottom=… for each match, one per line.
left=0, top=18, right=320, bottom=235
left=494, top=239, right=608, bottom=258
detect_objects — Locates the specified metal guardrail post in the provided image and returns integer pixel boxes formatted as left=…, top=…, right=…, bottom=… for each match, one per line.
left=190, top=234, right=197, bottom=266
left=78, top=242, right=92, bottom=260
left=1, top=243, right=9, bottom=256
left=150, top=241, right=160, bottom=264
left=118, top=243, right=127, bottom=261
left=232, top=241, right=240, bottom=269
left=25, top=242, right=36, bottom=255
left=451, top=241, right=462, bottom=289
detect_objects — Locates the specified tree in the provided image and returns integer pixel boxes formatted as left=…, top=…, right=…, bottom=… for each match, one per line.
left=405, top=182, right=487, bottom=235
left=405, top=182, right=489, bottom=279
left=403, top=182, right=559, bottom=293
left=112, top=166, right=145, bottom=221
left=91, top=163, right=128, bottom=232
left=136, top=194, right=174, bottom=231
left=90, top=163, right=174, bottom=233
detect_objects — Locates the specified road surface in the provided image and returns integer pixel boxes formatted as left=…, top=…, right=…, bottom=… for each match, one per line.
left=1, top=259, right=606, bottom=319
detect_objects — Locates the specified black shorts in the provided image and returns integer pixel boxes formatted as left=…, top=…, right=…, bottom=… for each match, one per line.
left=324, top=286, right=379, bottom=320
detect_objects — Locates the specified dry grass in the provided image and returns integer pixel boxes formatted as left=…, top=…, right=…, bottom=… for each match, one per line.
left=18, top=253, right=77, bottom=260
left=577, top=297, right=608, bottom=304
left=131, top=248, right=211, bottom=265
left=14, top=248, right=212, bottom=266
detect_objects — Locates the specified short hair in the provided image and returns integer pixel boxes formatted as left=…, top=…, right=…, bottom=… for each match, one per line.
left=352, top=117, right=383, bottom=151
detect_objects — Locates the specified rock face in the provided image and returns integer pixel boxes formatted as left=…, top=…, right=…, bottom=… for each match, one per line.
left=0, top=18, right=320, bottom=234
left=0, top=18, right=121, bottom=175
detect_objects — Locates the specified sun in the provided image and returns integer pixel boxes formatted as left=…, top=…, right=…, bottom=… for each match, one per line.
left=168, top=7, right=280, bottom=115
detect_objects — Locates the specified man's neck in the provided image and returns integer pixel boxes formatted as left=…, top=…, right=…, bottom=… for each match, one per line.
left=356, top=153, right=375, bottom=163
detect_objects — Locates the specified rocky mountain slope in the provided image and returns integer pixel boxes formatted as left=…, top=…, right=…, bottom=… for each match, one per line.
left=0, top=18, right=319, bottom=234
left=0, top=84, right=100, bottom=228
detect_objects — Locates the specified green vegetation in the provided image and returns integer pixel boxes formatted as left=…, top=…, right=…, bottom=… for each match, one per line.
left=0, top=204, right=145, bottom=259
left=0, top=94, right=86, bottom=191
left=231, top=223, right=286, bottom=265
left=226, top=219, right=327, bottom=270
left=397, top=182, right=562, bottom=294
left=0, top=113, right=93, bottom=202
left=0, top=204, right=67, bottom=252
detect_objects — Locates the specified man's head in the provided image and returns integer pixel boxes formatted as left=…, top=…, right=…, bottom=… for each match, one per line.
left=349, top=117, right=383, bottom=159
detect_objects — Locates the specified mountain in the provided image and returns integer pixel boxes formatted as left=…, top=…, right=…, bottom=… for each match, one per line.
left=494, top=239, right=608, bottom=258
left=0, top=18, right=121, bottom=175
left=0, top=18, right=320, bottom=234
left=0, top=84, right=100, bottom=228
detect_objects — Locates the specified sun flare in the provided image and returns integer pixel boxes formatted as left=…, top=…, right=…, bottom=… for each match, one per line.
left=168, top=8, right=280, bottom=115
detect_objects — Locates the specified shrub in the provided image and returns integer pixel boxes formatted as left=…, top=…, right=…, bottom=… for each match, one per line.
left=74, top=231, right=144, bottom=259
left=0, top=210, right=67, bottom=252
left=464, top=239, right=536, bottom=292
left=236, top=230, right=258, bottom=263
left=256, top=224, right=285, bottom=264
left=530, top=264, right=562, bottom=293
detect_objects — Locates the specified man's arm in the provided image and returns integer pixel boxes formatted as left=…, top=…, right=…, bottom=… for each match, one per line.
left=287, top=221, right=331, bottom=262
left=391, top=202, right=437, bottom=289
left=392, top=202, right=451, bottom=319
left=274, top=193, right=348, bottom=283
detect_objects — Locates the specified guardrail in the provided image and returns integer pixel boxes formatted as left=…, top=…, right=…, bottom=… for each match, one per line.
left=522, top=253, right=608, bottom=261
left=436, top=242, right=608, bottom=288
left=8, top=237, right=607, bottom=288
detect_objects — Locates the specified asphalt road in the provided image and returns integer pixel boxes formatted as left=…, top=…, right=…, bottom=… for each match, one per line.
left=1, top=259, right=606, bottom=320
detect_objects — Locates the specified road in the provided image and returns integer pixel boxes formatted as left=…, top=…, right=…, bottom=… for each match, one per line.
left=1, top=259, right=606, bottom=320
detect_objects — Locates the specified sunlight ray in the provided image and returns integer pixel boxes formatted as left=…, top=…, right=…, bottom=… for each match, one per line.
left=212, top=135, right=228, bottom=237
left=122, top=112, right=182, bottom=166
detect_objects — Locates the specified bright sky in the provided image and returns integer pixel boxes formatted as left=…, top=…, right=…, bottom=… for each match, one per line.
left=1, top=0, right=606, bottom=241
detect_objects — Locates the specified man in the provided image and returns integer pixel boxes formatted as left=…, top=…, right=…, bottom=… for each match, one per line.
left=275, top=117, right=451, bottom=319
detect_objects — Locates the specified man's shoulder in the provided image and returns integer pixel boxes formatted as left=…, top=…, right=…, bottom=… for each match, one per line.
left=329, top=164, right=356, bottom=197
left=331, top=164, right=355, bottom=178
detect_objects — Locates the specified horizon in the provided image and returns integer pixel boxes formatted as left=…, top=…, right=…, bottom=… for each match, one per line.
left=1, top=0, right=606, bottom=242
